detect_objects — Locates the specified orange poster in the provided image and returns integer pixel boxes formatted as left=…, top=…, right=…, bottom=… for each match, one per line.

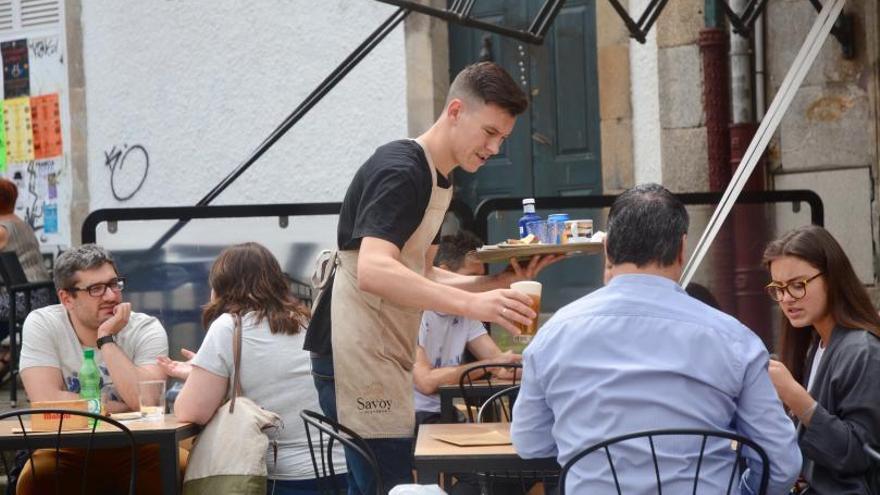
left=30, top=93, right=61, bottom=159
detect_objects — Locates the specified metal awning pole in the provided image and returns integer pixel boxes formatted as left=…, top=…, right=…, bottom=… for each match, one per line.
left=680, top=0, right=846, bottom=287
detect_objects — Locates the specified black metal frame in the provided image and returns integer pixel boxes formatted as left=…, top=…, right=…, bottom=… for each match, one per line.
left=0, top=409, right=137, bottom=495
left=374, top=0, right=565, bottom=44
left=473, top=189, right=824, bottom=242
left=558, top=428, right=770, bottom=495
left=459, top=363, right=522, bottom=423
left=82, top=203, right=343, bottom=244
left=300, top=409, right=384, bottom=495
left=477, top=385, right=520, bottom=424
left=0, top=252, right=57, bottom=407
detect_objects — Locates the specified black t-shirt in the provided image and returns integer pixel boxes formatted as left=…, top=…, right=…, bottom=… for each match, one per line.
left=304, top=140, right=451, bottom=355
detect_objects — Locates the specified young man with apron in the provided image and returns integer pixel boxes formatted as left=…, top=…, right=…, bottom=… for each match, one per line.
left=305, top=62, right=559, bottom=494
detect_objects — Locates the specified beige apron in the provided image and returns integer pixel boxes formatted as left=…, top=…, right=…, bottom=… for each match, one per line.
left=330, top=140, right=451, bottom=438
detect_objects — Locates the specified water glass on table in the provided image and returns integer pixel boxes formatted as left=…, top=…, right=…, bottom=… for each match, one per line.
left=138, top=380, right=166, bottom=421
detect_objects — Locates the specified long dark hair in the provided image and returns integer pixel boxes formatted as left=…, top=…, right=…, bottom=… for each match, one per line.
left=202, top=242, right=310, bottom=334
left=763, top=225, right=880, bottom=382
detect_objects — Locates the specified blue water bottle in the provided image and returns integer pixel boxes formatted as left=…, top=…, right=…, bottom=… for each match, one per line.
left=518, top=198, right=541, bottom=238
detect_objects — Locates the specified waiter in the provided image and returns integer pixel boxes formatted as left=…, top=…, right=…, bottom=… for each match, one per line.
left=305, top=62, right=557, bottom=493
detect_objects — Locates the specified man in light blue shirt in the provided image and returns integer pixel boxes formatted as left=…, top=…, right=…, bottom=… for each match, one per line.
left=511, top=183, right=801, bottom=494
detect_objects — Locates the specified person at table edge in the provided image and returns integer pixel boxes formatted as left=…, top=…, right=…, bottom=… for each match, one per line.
left=17, top=244, right=181, bottom=495
left=511, top=183, right=801, bottom=494
left=304, top=61, right=559, bottom=493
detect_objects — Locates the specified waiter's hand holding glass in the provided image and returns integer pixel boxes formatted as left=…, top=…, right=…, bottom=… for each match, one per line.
left=467, top=254, right=561, bottom=336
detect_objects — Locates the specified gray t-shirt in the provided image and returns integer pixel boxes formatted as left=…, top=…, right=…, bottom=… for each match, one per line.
left=20, top=304, right=168, bottom=402
left=414, top=311, right=487, bottom=413
left=191, top=312, right=346, bottom=480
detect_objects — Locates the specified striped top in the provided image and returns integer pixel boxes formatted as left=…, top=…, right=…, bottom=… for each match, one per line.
left=0, top=218, right=49, bottom=282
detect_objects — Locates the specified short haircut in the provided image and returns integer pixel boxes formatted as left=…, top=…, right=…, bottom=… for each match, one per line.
left=434, top=231, right=483, bottom=271
left=606, top=183, right=689, bottom=267
left=0, top=178, right=17, bottom=214
left=54, top=244, right=118, bottom=290
left=447, top=62, right=528, bottom=117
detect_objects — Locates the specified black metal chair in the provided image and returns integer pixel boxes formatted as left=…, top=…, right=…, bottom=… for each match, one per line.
left=866, top=443, right=880, bottom=462
left=0, top=252, right=57, bottom=406
left=300, top=409, right=383, bottom=495
left=0, top=408, right=137, bottom=495
left=458, top=362, right=522, bottom=423
left=476, top=385, right=520, bottom=424
left=559, top=429, right=770, bottom=495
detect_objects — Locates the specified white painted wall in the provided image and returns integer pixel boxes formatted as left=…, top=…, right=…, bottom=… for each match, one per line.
left=628, top=2, right=662, bottom=185
left=80, top=1, right=408, bottom=210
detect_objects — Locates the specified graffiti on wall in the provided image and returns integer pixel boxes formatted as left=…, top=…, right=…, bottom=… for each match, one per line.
left=104, top=143, right=149, bottom=201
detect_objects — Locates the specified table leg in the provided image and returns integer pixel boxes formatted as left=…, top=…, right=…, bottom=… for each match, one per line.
left=159, top=434, right=180, bottom=494
left=416, top=466, right=441, bottom=486
left=440, top=390, right=455, bottom=423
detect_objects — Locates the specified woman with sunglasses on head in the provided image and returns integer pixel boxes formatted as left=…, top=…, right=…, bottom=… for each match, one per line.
left=764, top=225, right=880, bottom=494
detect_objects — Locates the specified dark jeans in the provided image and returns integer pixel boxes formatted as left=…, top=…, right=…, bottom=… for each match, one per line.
left=267, top=474, right=348, bottom=495
left=311, top=354, right=414, bottom=495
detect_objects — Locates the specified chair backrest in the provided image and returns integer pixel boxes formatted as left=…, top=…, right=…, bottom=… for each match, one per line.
left=476, top=385, right=520, bottom=424
left=0, top=252, right=28, bottom=286
left=300, top=409, right=384, bottom=495
left=459, top=363, right=522, bottom=422
left=559, top=429, right=770, bottom=495
left=0, top=408, right=137, bottom=495
left=866, top=444, right=880, bottom=462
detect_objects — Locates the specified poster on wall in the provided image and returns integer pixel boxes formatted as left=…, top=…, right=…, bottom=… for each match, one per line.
left=0, top=32, right=68, bottom=247
left=1, top=39, right=29, bottom=98
left=6, top=158, right=61, bottom=242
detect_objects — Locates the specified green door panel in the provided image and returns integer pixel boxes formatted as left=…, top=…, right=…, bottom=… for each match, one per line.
left=529, top=0, right=602, bottom=197
left=449, top=0, right=534, bottom=211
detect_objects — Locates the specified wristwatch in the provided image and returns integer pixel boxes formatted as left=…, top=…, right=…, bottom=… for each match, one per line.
left=96, top=335, right=115, bottom=350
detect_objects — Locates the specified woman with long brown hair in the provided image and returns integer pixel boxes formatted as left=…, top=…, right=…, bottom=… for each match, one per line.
left=168, top=242, right=347, bottom=494
left=764, top=225, right=880, bottom=494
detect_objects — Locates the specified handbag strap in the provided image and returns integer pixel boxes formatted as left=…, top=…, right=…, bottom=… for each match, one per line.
left=229, top=312, right=243, bottom=413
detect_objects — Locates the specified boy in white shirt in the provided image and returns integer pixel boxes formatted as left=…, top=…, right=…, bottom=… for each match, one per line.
left=413, top=231, right=520, bottom=424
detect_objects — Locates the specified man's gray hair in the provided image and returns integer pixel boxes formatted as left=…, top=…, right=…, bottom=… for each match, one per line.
left=54, top=244, right=117, bottom=290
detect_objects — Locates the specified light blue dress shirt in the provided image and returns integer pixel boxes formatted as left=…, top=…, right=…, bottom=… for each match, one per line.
left=511, top=274, right=801, bottom=494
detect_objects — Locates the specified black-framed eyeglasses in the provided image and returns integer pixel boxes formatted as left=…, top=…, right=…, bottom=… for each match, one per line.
left=765, top=272, right=822, bottom=302
left=65, top=277, right=126, bottom=298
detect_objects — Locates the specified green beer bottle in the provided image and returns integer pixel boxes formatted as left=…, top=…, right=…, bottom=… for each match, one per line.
left=79, top=349, right=101, bottom=426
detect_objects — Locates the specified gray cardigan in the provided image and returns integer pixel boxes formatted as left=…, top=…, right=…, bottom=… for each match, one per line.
left=799, top=326, right=880, bottom=494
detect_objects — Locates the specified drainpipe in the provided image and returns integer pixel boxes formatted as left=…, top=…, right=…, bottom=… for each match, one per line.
left=728, top=0, right=772, bottom=346
left=700, top=0, right=736, bottom=314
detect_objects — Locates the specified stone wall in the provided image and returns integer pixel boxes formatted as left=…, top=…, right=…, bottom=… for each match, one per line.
left=766, top=0, right=879, bottom=285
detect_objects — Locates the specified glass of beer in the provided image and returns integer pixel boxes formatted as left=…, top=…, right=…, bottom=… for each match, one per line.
left=511, top=281, right=542, bottom=344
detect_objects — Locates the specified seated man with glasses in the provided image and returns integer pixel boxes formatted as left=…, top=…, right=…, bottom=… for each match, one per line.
left=16, top=243, right=177, bottom=494
left=511, top=184, right=802, bottom=494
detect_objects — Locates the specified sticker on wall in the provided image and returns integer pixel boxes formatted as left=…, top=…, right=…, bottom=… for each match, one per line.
left=31, top=94, right=61, bottom=159
left=43, top=203, right=57, bottom=234
left=27, top=37, right=62, bottom=96
left=47, top=172, right=56, bottom=199
left=1, top=40, right=30, bottom=98
left=4, top=97, right=33, bottom=163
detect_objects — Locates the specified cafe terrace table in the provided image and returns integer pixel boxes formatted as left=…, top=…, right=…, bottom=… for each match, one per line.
left=414, top=423, right=559, bottom=485
left=0, top=414, right=199, bottom=495
left=438, top=380, right=513, bottom=422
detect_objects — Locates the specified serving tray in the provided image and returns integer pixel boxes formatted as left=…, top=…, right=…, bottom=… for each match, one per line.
left=472, top=241, right=604, bottom=264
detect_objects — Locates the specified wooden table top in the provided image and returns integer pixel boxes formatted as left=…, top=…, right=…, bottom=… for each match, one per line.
left=0, top=414, right=195, bottom=436
left=416, top=423, right=518, bottom=458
